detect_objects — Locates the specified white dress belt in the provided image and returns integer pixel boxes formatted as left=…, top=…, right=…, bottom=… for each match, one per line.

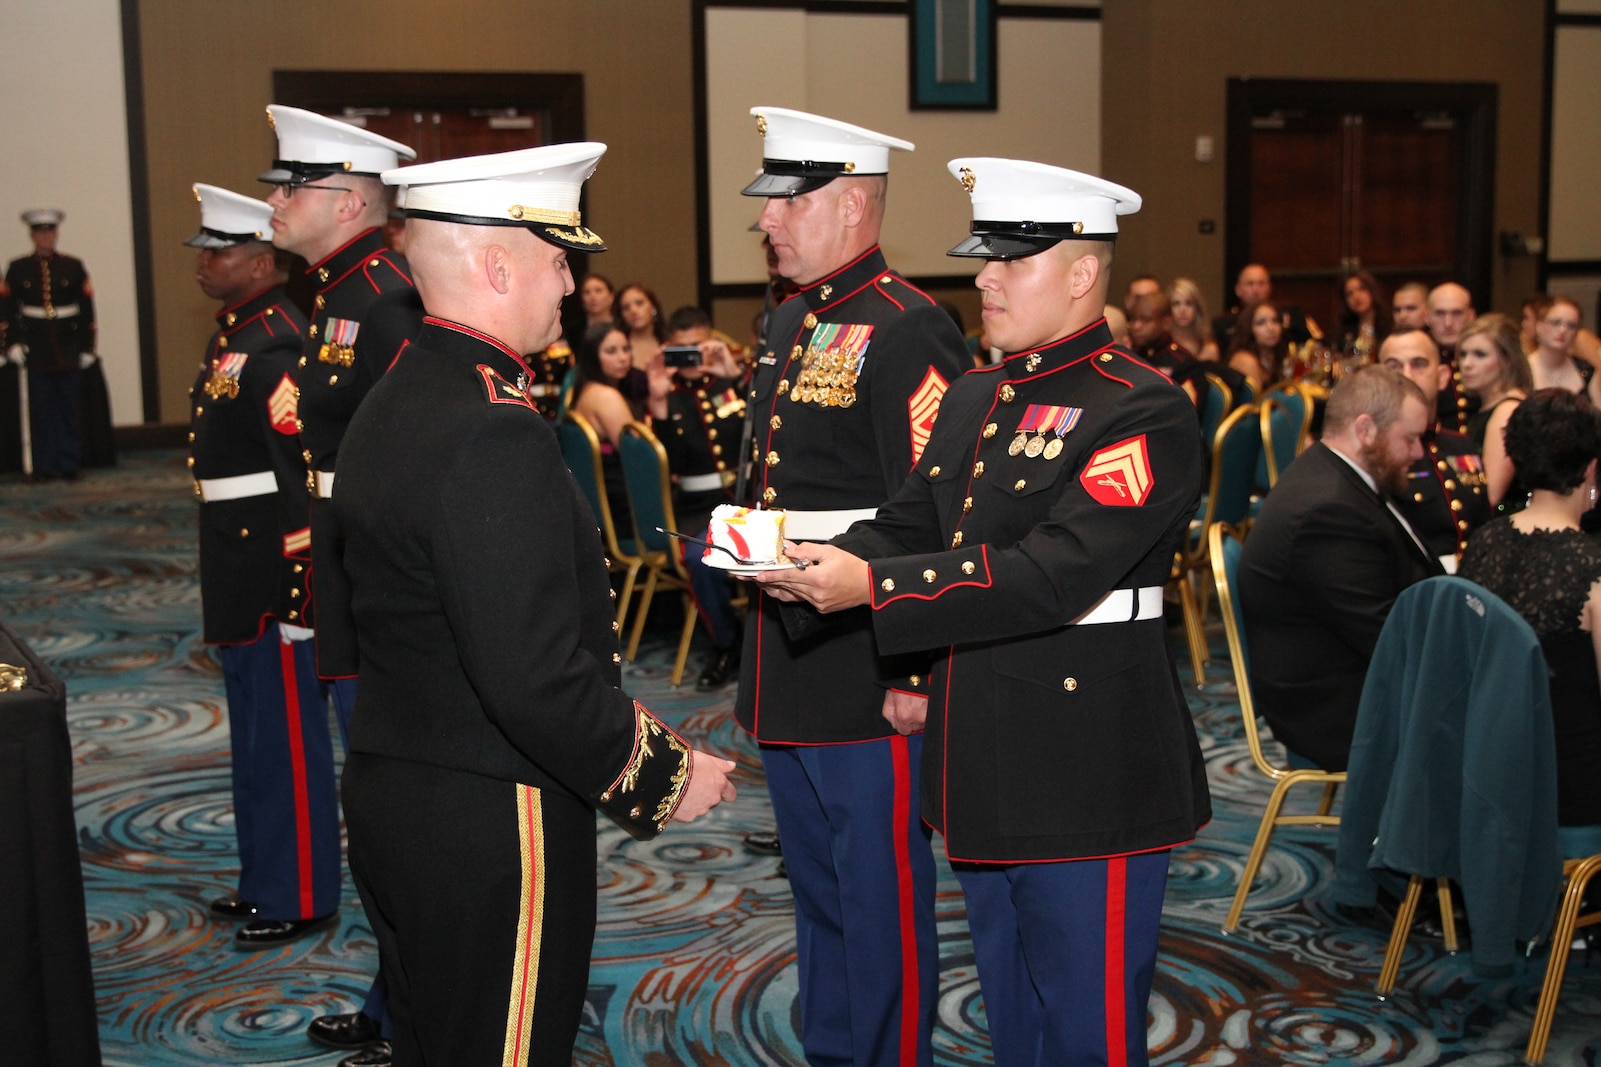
left=679, top=472, right=725, bottom=493
left=782, top=507, right=879, bottom=541
left=197, top=471, right=278, bottom=502
left=314, top=470, right=336, bottom=498
left=1069, top=586, right=1164, bottom=626
left=21, top=303, right=81, bottom=319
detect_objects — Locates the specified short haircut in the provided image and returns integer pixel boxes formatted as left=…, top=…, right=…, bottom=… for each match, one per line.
left=665, top=305, right=711, bottom=335
left=1378, top=327, right=1440, bottom=364
left=1459, top=313, right=1533, bottom=392
left=1503, top=388, right=1601, bottom=493
left=1323, top=364, right=1426, bottom=436
left=1128, top=291, right=1170, bottom=319
left=1394, top=281, right=1428, bottom=301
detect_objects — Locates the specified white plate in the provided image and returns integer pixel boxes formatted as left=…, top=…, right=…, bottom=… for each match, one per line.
left=700, top=554, right=798, bottom=576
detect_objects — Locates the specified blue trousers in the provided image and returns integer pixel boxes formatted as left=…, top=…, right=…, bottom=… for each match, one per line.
left=956, top=851, right=1170, bottom=1067
left=683, top=529, right=740, bottom=649
left=762, top=734, right=937, bottom=1067
left=218, top=625, right=341, bottom=921
left=28, top=368, right=81, bottom=477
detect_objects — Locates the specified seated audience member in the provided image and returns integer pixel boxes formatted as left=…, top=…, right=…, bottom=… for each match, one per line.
left=1128, top=290, right=1210, bottom=410
left=1381, top=329, right=1489, bottom=564
left=1212, top=262, right=1320, bottom=347
left=615, top=282, right=666, bottom=373
left=1520, top=294, right=1550, bottom=355
left=1459, top=389, right=1601, bottom=855
left=1104, top=304, right=1130, bottom=347
left=571, top=322, right=642, bottom=535
left=1458, top=314, right=1532, bottom=516
left=580, top=273, right=616, bottom=331
left=1226, top=300, right=1289, bottom=391
left=648, top=306, right=749, bottom=689
left=1337, top=269, right=1392, bottom=361
left=1427, top=282, right=1477, bottom=432
left=1123, top=272, right=1161, bottom=311
left=1391, top=281, right=1430, bottom=332
left=1170, top=275, right=1220, bottom=362
left=1531, top=296, right=1591, bottom=394
left=1239, top=366, right=1442, bottom=771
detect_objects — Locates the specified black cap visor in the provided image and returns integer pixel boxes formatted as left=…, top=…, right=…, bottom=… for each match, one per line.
left=740, top=172, right=836, bottom=198
left=403, top=208, right=607, bottom=253
left=257, top=160, right=376, bottom=185
left=183, top=227, right=267, bottom=250
left=947, top=221, right=1116, bottom=260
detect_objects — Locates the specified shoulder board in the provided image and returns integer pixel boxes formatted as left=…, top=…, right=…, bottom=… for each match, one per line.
left=873, top=272, right=937, bottom=306
left=478, top=365, right=536, bottom=410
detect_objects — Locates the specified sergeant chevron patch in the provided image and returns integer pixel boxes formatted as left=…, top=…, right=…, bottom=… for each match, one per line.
left=907, top=367, right=949, bottom=465
left=1080, top=434, right=1153, bottom=506
left=267, top=374, right=298, bottom=436
left=478, top=365, right=536, bottom=410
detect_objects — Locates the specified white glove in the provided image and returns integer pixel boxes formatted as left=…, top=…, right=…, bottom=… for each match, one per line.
left=79, top=352, right=98, bottom=369
left=5, top=344, right=23, bottom=367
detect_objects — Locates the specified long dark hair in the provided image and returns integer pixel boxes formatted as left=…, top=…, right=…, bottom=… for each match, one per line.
left=612, top=283, right=666, bottom=343
left=574, top=323, right=629, bottom=390
left=1338, top=269, right=1394, bottom=344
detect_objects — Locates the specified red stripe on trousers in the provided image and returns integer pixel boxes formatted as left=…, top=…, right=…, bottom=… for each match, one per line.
left=890, top=734, right=918, bottom=1067
left=1104, top=855, right=1128, bottom=1067
left=277, top=637, right=315, bottom=917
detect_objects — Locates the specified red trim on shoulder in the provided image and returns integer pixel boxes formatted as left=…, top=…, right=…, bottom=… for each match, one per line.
left=306, top=228, right=379, bottom=273
left=362, top=250, right=414, bottom=290
left=479, top=364, right=537, bottom=410
left=889, top=274, right=938, bottom=304
left=386, top=337, right=411, bottom=373
left=426, top=317, right=537, bottom=377
left=875, top=281, right=908, bottom=312
left=799, top=245, right=880, bottom=294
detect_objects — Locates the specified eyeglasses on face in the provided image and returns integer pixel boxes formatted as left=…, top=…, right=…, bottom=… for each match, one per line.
left=273, top=182, right=355, bottom=200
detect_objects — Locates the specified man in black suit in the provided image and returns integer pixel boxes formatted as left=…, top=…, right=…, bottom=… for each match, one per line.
left=1240, top=365, right=1442, bottom=771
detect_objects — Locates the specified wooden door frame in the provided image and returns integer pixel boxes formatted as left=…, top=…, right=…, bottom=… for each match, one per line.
left=1224, top=78, right=1498, bottom=309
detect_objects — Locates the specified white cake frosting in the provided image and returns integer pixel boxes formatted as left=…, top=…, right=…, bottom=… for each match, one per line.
left=707, top=505, right=786, bottom=564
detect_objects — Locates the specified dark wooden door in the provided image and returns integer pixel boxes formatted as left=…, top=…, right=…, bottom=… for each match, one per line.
left=1226, top=79, right=1496, bottom=334
left=342, top=107, right=550, bottom=165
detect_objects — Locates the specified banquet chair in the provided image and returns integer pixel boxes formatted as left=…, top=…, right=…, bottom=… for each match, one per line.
left=1526, top=853, right=1601, bottom=1062
left=616, top=421, right=700, bottom=686
left=1209, top=521, right=1345, bottom=933
left=556, top=410, right=643, bottom=629
left=1170, top=402, right=1260, bottom=687
left=1331, top=577, right=1558, bottom=994
left=1258, top=383, right=1313, bottom=489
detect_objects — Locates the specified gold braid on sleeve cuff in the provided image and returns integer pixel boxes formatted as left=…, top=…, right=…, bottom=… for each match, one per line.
left=597, top=702, right=691, bottom=837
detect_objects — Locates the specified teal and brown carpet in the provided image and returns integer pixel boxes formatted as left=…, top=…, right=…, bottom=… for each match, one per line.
left=4, top=450, right=1600, bottom=1065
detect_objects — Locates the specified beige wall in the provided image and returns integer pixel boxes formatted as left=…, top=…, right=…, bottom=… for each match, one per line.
left=1101, top=0, right=1547, bottom=316
left=1551, top=25, right=1601, bottom=261
left=2, top=0, right=140, bottom=424
left=138, top=0, right=699, bottom=422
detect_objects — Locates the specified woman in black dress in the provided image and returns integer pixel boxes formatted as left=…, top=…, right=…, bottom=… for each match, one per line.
left=1460, top=388, right=1601, bottom=856
left=1459, top=313, right=1533, bottom=516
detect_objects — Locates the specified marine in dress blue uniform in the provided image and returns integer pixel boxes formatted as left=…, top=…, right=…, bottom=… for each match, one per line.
left=327, top=143, right=735, bottom=1066
left=2, top=209, right=95, bottom=479
left=181, top=185, right=334, bottom=940
left=259, top=105, right=422, bottom=1061
left=734, top=107, right=969, bottom=1067
left=764, top=160, right=1211, bottom=1067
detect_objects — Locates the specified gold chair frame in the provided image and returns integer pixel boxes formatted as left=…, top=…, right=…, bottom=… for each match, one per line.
left=1258, top=382, right=1314, bottom=488
left=1524, top=853, right=1601, bottom=1062
left=562, top=410, right=644, bottom=629
left=617, top=421, right=700, bottom=687
left=1374, top=874, right=1461, bottom=997
left=1208, top=521, right=1345, bottom=933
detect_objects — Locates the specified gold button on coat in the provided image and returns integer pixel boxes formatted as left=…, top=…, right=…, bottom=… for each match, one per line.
left=951, top=531, right=963, bottom=547
left=803, top=313, right=818, bottom=329
left=1000, top=385, right=1015, bottom=402
left=1063, top=677, right=1078, bottom=691
left=961, top=561, right=975, bottom=574
left=1015, top=479, right=1027, bottom=491
left=983, top=423, right=998, bottom=438
left=973, top=461, right=985, bottom=477
left=922, top=569, right=936, bottom=583
left=929, top=465, right=941, bottom=477
left=881, top=578, right=895, bottom=592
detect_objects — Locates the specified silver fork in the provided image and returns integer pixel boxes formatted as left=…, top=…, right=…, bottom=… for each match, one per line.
left=658, top=528, right=809, bottom=568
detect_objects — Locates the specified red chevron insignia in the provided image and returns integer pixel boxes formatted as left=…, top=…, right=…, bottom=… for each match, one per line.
left=267, top=374, right=298, bottom=435
left=1079, top=434, right=1153, bottom=506
left=907, top=367, right=949, bottom=465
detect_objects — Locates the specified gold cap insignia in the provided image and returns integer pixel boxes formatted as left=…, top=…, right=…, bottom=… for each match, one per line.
left=1072, top=221, right=1084, bottom=235
left=265, top=108, right=275, bottom=130
left=755, top=115, right=768, bottom=137
left=959, top=167, right=976, bottom=193
left=843, top=162, right=856, bottom=173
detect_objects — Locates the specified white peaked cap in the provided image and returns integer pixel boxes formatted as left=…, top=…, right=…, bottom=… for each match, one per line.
left=383, top=142, right=608, bottom=252
left=22, top=208, right=64, bottom=228
left=259, top=105, right=416, bottom=182
left=742, top=106, right=913, bottom=196
left=945, top=157, right=1141, bottom=259
left=184, top=184, right=273, bottom=248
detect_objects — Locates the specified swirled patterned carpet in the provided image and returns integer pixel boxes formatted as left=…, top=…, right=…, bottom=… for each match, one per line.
left=4, top=450, right=1601, bottom=1065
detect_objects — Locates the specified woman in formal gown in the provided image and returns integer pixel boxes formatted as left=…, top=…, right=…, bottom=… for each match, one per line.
left=1460, top=388, right=1601, bottom=857
left=1459, top=314, right=1533, bottom=516
left=1169, top=276, right=1219, bottom=363
left=1226, top=300, right=1289, bottom=391
left=571, top=323, right=644, bottom=536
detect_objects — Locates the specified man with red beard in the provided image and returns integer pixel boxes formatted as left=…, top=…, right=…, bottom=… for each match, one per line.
left=1239, top=365, right=1443, bottom=771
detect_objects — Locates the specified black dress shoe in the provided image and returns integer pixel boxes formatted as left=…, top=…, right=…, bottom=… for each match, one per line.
left=339, top=1039, right=392, bottom=1066
left=309, top=1011, right=383, bottom=1050
left=208, top=896, right=258, bottom=920
left=234, top=913, right=337, bottom=949
left=696, top=647, right=741, bottom=691
left=744, top=830, right=782, bottom=856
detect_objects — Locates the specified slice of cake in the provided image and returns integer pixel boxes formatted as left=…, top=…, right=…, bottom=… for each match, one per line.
left=707, top=504, right=786, bottom=564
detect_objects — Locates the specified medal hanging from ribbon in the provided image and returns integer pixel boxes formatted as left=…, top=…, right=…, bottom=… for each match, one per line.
left=1010, top=404, right=1082, bottom=459
left=204, top=350, right=249, bottom=400
left=319, top=317, right=360, bottom=367
left=792, top=322, right=872, bottom=408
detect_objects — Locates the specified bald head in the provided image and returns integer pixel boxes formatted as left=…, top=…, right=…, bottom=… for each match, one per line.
left=406, top=217, right=574, bottom=354
left=1235, top=264, right=1271, bottom=306
left=1427, top=283, right=1474, bottom=346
